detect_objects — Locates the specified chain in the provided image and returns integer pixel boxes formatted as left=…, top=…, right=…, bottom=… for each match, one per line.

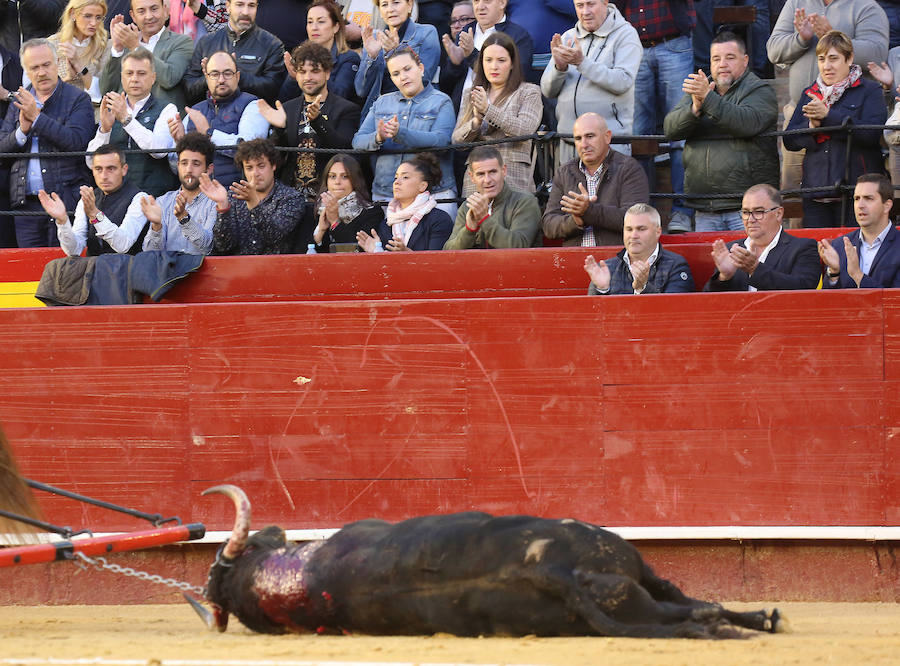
left=73, top=551, right=206, bottom=597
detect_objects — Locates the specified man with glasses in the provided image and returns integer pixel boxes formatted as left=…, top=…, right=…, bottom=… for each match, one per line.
left=440, top=1, right=474, bottom=95
left=169, top=51, right=269, bottom=188
left=183, top=0, right=286, bottom=104
left=704, top=183, right=820, bottom=291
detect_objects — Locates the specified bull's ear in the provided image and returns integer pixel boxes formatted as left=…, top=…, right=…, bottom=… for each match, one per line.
left=183, top=592, right=217, bottom=630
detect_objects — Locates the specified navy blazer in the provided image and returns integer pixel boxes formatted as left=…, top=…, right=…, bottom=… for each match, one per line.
left=376, top=207, right=453, bottom=251
left=825, top=225, right=900, bottom=289
left=440, top=18, right=534, bottom=111
left=0, top=79, right=94, bottom=211
left=784, top=77, right=887, bottom=194
left=704, top=231, right=821, bottom=291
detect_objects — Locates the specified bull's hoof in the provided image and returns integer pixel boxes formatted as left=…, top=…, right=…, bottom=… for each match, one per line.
left=769, top=608, right=791, bottom=634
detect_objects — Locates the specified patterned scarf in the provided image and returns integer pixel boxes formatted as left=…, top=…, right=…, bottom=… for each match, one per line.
left=386, top=192, right=436, bottom=244
left=318, top=192, right=365, bottom=229
left=808, top=64, right=862, bottom=144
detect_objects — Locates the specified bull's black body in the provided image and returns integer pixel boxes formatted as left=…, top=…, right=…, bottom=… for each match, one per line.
left=206, top=508, right=785, bottom=639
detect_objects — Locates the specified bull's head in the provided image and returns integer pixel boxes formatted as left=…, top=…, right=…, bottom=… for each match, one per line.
left=193, top=484, right=253, bottom=632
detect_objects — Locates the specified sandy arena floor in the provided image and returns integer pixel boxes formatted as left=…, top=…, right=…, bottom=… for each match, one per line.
left=1, top=603, right=900, bottom=665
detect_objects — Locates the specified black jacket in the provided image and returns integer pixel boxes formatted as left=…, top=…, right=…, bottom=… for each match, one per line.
left=704, top=232, right=821, bottom=292
left=183, top=24, right=286, bottom=104
left=376, top=207, right=453, bottom=251
left=0, top=45, right=23, bottom=120
left=273, top=92, right=361, bottom=186
left=0, top=0, right=66, bottom=53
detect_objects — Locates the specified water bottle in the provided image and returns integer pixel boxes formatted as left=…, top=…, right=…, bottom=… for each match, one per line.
left=306, top=243, right=317, bottom=254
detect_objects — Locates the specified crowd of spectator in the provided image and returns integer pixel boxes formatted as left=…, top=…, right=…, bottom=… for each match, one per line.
left=0, top=0, right=899, bottom=291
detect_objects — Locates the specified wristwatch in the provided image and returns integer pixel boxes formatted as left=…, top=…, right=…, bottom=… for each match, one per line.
left=122, top=114, right=133, bottom=126
left=177, top=213, right=191, bottom=225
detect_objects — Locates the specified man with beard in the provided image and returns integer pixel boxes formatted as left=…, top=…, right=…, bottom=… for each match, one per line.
left=204, top=137, right=305, bottom=255
left=261, top=41, right=360, bottom=200
left=169, top=51, right=269, bottom=189
left=664, top=32, right=779, bottom=232
left=183, top=0, right=286, bottom=104
left=141, top=132, right=219, bottom=254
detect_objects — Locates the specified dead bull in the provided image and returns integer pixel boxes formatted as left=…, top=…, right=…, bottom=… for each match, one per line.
left=197, top=485, right=788, bottom=638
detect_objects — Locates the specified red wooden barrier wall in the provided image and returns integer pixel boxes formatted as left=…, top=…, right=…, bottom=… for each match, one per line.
left=2, top=289, right=897, bottom=534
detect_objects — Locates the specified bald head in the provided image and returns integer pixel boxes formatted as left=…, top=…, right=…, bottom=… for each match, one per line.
left=205, top=51, right=240, bottom=100
left=573, top=113, right=611, bottom=171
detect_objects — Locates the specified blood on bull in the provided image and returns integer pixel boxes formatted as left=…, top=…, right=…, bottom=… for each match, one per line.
left=196, top=485, right=789, bottom=638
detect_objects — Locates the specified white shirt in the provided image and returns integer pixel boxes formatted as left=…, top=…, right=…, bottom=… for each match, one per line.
left=57, top=191, right=149, bottom=256
left=111, top=27, right=164, bottom=58
left=86, top=95, right=178, bottom=166
left=623, top=242, right=660, bottom=294
left=462, top=15, right=505, bottom=94
left=744, top=228, right=781, bottom=292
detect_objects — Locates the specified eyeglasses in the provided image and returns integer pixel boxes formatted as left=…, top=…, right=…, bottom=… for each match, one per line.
left=739, top=206, right=781, bottom=220
left=450, top=16, right=475, bottom=25
left=205, top=70, right=237, bottom=80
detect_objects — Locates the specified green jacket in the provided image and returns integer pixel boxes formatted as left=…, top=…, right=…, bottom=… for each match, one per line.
left=444, top=183, right=542, bottom=250
left=664, top=69, right=779, bottom=212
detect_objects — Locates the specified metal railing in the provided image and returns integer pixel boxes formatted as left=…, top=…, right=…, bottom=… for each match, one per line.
left=0, top=120, right=895, bottom=217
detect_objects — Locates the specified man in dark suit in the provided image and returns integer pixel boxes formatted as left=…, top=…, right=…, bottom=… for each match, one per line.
left=0, top=39, right=94, bottom=248
left=820, top=174, right=900, bottom=289
left=100, top=0, right=196, bottom=111
left=261, top=41, right=360, bottom=200
left=704, top=183, right=821, bottom=291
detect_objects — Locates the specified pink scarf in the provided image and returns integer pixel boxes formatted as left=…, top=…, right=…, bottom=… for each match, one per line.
left=169, top=1, right=199, bottom=40
left=386, top=192, right=436, bottom=244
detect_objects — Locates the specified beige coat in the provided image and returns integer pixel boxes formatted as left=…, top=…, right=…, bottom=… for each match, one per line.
left=452, top=82, right=542, bottom=197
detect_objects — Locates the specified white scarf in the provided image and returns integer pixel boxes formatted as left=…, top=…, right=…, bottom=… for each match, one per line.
left=386, top=192, right=436, bottom=244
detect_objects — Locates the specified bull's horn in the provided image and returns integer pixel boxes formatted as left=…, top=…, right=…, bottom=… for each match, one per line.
left=202, top=484, right=251, bottom=559
left=183, top=592, right=215, bottom=630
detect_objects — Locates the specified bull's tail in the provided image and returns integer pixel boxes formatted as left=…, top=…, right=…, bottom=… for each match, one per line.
left=0, top=424, right=43, bottom=544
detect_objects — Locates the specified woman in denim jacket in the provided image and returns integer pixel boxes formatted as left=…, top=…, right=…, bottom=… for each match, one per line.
left=353, top=46, right=458, bottom=218
left=354, top=0, right=440, bottom=118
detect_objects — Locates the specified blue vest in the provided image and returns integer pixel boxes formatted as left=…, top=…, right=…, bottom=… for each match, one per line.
left=109, top=95, right=178, bottom=197
left=186, top=90, right=258, bottom=187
